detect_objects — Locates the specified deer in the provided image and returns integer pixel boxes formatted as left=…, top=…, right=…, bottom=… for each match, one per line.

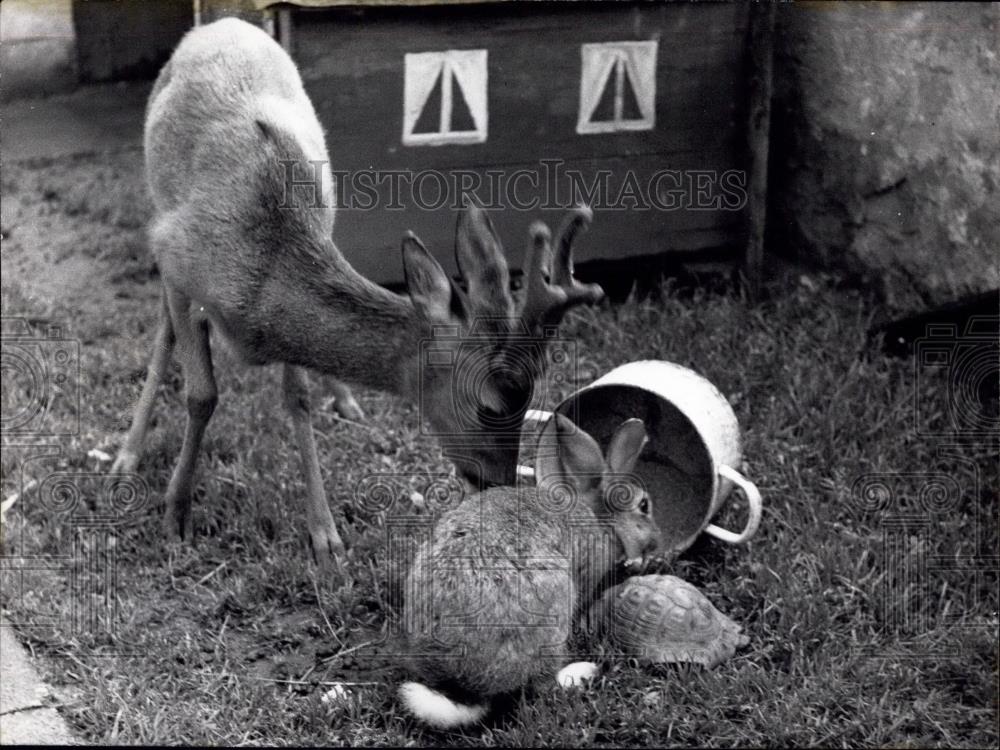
left=111, top=18, right=604, bottom=568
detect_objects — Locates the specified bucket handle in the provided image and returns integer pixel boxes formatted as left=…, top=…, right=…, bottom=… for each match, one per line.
left=704, top=465, right=762, bottom=544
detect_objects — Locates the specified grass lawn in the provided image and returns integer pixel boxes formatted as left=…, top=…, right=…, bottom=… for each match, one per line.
left=1, top=149, right=997, bottom=746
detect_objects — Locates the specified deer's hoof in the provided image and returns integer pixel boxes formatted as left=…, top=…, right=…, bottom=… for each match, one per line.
left=333, top=395, right=365, bottom=422
left=163, top=498, right=194, bottom=543
left=310, top=525, right=348, bottom=573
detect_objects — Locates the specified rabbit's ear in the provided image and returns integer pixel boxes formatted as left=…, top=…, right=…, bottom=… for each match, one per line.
left=537, top=414, right=604, bottom=500
left=605, top=418, right=647, bottom=476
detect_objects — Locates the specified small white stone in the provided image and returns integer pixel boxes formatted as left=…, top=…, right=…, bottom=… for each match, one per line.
left=88, top=448, right=113, bottom=463
left=556, top=661, right=599, bottom=689
left=320, top=683, right=352, bottom=704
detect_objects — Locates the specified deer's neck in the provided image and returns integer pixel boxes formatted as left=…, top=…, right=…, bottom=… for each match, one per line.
left=270, top=244, right=425, bottom=396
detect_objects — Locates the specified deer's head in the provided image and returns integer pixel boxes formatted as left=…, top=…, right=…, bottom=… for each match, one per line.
left=402, top=204, right=604, bottom=490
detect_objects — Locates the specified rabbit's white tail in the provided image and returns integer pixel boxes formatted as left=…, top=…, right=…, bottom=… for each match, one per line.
left=398, top=682, right=487, bottom=728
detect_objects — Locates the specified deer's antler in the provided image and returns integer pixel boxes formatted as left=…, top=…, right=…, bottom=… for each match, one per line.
left=455, top=203, right=516, bottom=322
left=519, top=206, right=604, bottom=332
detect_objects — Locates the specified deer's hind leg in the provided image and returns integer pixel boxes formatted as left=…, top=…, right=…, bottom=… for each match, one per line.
left=162, top=288, right=218, bottom=541
left=112, top=290, right=176, bottom=474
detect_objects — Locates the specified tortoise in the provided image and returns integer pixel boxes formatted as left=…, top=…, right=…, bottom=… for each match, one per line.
left=591, top=574, right=749, bottom=668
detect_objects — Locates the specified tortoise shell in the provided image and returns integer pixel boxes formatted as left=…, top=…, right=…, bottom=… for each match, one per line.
left=594, top=574, right=748, bottom=668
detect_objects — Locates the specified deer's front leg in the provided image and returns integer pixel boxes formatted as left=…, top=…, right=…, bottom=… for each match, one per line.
left=282, top=364, right=346, bottom=570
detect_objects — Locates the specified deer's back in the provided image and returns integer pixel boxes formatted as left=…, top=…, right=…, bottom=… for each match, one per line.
left=143, top=18, right=338, bottom=356
left=145, top=18, right=330, bottom=213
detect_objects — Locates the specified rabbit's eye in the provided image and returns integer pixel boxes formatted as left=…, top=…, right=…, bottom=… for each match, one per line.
left=638, top=494, right=650, bottom=515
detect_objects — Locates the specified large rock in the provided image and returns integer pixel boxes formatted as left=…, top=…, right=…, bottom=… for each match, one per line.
left=770, top=3, right=999, bottom=309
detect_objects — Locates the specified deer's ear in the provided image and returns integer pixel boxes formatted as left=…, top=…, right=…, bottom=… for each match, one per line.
left=605, top=418, right=647, bottom=476
left=536, top=414, right=604, bottom=504
left=402, top=232, right=462, bottom=323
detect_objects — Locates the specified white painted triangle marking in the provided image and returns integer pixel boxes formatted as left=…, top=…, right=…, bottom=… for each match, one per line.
left=578, top=41, right=658, bottom=135
left=403, top=49, right=488, bottom=146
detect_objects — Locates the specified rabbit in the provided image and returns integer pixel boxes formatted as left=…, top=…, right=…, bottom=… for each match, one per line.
left=398, top=413, right=660, bottom=729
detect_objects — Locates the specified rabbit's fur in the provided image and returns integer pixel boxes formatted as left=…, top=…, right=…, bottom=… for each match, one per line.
left=399, top=414, right=659, bottom=728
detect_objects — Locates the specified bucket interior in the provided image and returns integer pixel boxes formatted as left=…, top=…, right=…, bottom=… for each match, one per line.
left=556, top=384, right=714, bottom=554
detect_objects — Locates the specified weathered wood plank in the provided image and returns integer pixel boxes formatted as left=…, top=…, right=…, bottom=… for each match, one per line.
left=330, top=158, right=746, bottom=283
left=743, top=0, right=775, bottom=300
left=282, top=1, right=752, bottom=283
